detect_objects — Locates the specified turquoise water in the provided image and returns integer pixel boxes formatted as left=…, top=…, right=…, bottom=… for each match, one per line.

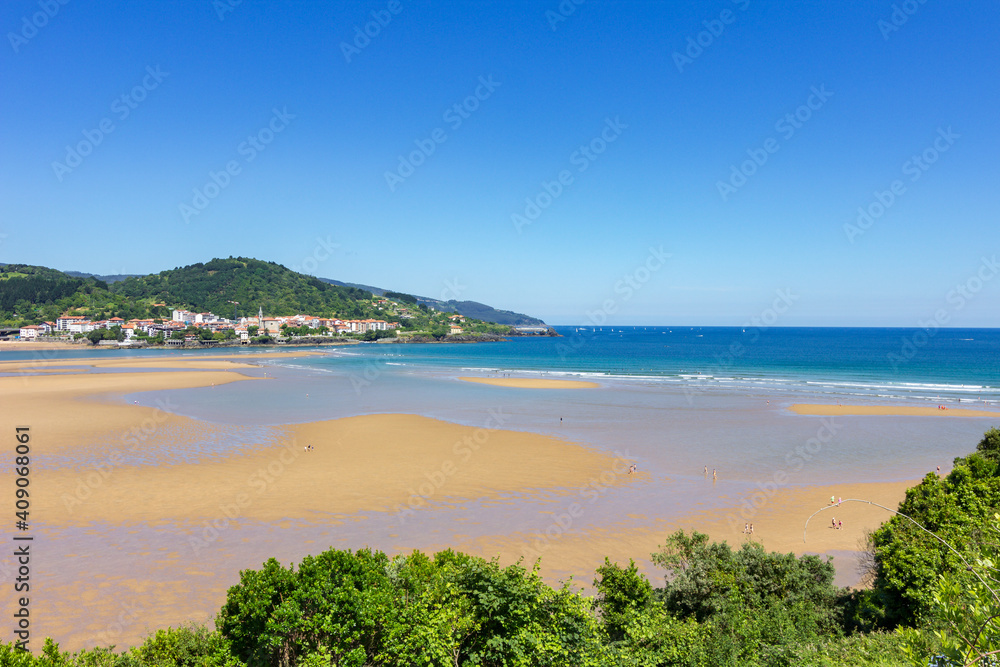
left=6, top=326, right=998, bottom=401
left=326, top=326, right=1000, bottom=403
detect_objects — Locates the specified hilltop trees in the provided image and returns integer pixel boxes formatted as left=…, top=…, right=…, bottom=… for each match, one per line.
left=859, top=440, right=1000, bottom=630
left=216, top=548, right=606, bottom=667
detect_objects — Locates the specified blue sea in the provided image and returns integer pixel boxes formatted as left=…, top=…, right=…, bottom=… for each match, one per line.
left=319, top=326, right=1000, bottom=404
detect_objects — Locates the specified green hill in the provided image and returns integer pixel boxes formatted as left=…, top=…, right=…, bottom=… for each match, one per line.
left=112, top=257, right=373, bottom=319
left=0, top=258, right=543, bottom=332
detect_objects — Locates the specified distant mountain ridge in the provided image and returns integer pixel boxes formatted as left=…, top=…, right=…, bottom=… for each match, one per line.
left=319, top=278, right=544, bottom=326
left=64, top=271, right=138, bottom=283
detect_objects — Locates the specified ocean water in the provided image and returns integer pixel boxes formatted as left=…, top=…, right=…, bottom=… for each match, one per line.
left=5, top=326, right=998, bottom=402
left=323, top=326, right=1000, bottom=404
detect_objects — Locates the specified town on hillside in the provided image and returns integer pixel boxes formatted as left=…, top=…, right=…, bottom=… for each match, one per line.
left=14, top=300, right=500, bottom=347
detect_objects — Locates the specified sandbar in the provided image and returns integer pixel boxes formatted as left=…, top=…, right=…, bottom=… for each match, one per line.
left=459, top=376, right=600, bottom=389
left=789, top=403, right=1000, bottom=418
left=0, top=350, right=321, bottom=374
left=0, top=363, right=629, bottom=524
left=22, top=413, right=629, bottom=525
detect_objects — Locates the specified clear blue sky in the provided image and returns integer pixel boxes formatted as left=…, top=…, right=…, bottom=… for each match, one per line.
left=2, top=1, right=998, bottom=326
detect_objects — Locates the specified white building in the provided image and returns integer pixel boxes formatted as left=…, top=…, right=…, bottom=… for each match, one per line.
left=56, top=315, right=85, bottom=331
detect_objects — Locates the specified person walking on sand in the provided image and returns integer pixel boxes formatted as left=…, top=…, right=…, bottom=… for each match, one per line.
left=838, top=497, right=841, bottom=506
left=749, top=523, right=753, bottom=535
left=713, top=469, right=717, bottom=481
left=831, top=517, right=837, bottom=528
left=830, top=495, right=835, bottom=505
left=838, top=519, right=843, bottom=530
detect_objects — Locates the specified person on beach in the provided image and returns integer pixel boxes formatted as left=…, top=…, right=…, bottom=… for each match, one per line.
left=831, top=517, right=836, bottom=528
left=838, top=497, right=841, bottom=506
left=830, top=495, right=835, bottom=505
left=838, top=519, right=843, bottom=530
left=713, top=469, right=717, bottom=481
left=749, top=523, right=754, bottom=534
left=744, top=522, right=749, bottom=534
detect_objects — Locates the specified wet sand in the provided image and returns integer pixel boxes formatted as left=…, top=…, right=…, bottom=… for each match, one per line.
left=24, top=413, right=628, bottom=526
left=447, top=479, right=914, bottom=590
left=0, top=340, right=83, bottom=351
left=790, top=403, right=1000, bottom=418
left=459, top=377, right=600, bottom=389
left=0, top=350, right=322, bottom=374
left=0, top=371, right=260, bottom=456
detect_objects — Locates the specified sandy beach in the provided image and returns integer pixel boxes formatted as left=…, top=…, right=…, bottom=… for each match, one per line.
left=459, top=376, right=601, bottom=389
left=0, top=361, right=626, bottom=527
left=448, top=479, right=914, bottom=590
left=789, top=403, right=1000, bottom=418
left=0, top=350, right=322, bottom=374
left=0, top=352, right=944, bottom=651
left=21, top=413, right=629, bottom=526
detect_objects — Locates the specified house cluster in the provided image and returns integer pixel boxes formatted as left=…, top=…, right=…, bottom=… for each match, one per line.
left=20, top=308, right=400, bottom=343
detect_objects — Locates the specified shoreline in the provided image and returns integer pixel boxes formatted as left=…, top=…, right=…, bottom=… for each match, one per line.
left=0, top=330, right=557, bottom=353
